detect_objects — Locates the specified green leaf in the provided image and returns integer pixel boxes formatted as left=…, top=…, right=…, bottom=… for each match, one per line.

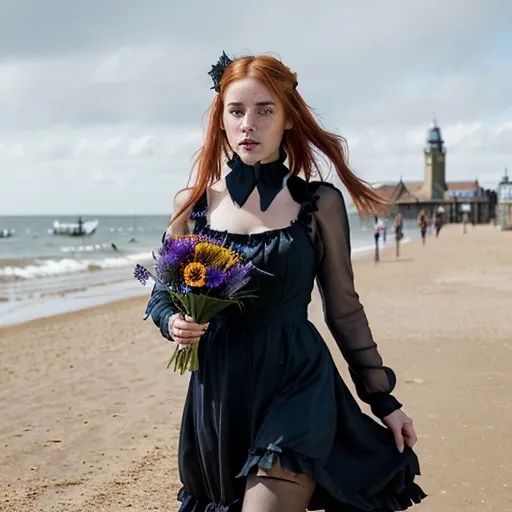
left=169, top=291, right=240, bottom=324
left=230, top=289, right=259, bottom=301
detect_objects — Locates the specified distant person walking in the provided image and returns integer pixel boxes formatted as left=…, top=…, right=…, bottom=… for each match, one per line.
left=374, top=215, right=383, bottom=262
left=382, top=218, right=388, bottom=243
left=434, top=213, right=443, bottom=237
left=462, top=212, right=469, bottom=234
left=394, top=213, right=404, bottom=257
left=418, top=211, right=428, bottom=246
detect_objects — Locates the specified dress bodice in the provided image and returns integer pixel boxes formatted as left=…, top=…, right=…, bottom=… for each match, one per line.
left=147, top=178, right=402, bottom=419
left=189, top=177, right=318, bottom=324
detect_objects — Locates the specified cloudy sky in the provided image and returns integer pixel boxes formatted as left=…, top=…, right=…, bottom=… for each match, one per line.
left=1, top=0, right=511, bottom=214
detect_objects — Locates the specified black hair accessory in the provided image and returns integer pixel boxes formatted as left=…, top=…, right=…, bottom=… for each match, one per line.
left=207, top=51, right=298, bottom=92
left=208, top=51, right=234, bottom=92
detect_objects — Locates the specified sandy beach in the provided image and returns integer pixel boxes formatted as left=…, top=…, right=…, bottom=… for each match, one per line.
left=1, top=224, right=511, bottom=512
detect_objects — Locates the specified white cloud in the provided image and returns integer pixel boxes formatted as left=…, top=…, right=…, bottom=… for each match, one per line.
left=128, top=135, right=155, bottom=158
left=0, top=0, right=511, bottom=213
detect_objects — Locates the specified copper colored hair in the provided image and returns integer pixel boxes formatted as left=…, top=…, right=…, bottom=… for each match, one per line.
left=171, top=54, right=387, bottom=224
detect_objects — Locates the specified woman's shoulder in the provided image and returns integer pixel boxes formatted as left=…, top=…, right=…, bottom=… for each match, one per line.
left=286, top=177, right=349, bottom=230
left=174, top=181, right=219, bottom=214
left=172, top=187, right=199, bottom=221
left=288, top=176, right=344, bottom=202
left=167, top=187, right=206, bottom=236
left=173, top=187, right=193, bottom=211
left=304, top=179, right=347, bottom=211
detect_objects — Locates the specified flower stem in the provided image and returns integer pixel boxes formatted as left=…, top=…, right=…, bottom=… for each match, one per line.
left=166, top=344, right=199, bottom=374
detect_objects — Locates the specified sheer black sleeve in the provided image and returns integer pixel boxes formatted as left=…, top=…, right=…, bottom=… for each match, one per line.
left=312, top=182, right=403, bottom=419
left=143, top=230, right=177, bottom=341
left=143, top=190, right=195, bottom=340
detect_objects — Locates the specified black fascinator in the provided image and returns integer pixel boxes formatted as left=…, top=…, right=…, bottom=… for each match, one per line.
left=207, top=51, right=299, bottom=92
left=207, top=51, right=234, bottom=92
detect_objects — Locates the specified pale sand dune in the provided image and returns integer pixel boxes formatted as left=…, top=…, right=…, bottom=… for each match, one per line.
left=1, top=224, right=511, bottom=511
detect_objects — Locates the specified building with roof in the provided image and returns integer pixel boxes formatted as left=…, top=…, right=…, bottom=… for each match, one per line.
left=376, top=117, right=497, bottom=223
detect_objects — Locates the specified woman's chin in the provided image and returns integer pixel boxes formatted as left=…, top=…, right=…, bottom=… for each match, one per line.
left=237, top=150, right=262, bottom=166
left=237, top=147, right=280, bottom=166
left=240, top=157, right=259, bottom=166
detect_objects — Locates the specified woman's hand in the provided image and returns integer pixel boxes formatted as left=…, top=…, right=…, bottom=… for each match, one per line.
left=382, top=409, right=417, bottom=453
left=168, top=313, right=209, bottom=346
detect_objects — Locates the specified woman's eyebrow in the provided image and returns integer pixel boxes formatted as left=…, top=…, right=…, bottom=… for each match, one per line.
left=226, top=101, right=276, bottom=107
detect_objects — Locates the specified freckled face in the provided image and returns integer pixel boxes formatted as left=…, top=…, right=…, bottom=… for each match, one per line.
left=222, top=77, right=292, bottom=165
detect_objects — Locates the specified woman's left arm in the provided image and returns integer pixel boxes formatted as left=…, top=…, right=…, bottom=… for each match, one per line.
left=312, top=183, right=403, bottom=420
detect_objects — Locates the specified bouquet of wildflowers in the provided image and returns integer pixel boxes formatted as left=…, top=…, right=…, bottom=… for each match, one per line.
left=134, top=234, right=257, bottom=373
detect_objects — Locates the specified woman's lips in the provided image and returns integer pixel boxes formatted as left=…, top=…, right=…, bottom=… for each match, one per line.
left=240, top=142, right=259, bottom=151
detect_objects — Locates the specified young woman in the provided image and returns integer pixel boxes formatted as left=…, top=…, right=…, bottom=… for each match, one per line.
left=145, top=52, right=426, bottom=512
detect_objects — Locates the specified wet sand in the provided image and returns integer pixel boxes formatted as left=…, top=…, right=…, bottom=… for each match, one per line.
left=1, top=224, right=511, bottom=511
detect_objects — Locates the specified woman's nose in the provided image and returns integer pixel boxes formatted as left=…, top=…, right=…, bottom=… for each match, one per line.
left=241, top=113, right=256, bottom=132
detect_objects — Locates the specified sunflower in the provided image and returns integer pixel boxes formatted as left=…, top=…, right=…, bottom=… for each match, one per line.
left=183, top=262, right=207, bottom=287
left=194, top=242, right=240, bottom=271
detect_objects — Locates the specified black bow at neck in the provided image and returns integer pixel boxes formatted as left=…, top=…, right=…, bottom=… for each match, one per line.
left=225, top=147, right=290, bottom=212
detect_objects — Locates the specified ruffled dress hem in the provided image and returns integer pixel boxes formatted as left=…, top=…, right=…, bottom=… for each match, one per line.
left=177, top=443, right=427, bottom=512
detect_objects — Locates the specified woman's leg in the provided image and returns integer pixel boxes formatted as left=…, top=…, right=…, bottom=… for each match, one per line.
left=242, top=462, right=315, bottom=512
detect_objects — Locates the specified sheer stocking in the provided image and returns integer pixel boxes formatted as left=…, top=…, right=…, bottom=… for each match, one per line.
left=242, top=467, right=315, bottom=512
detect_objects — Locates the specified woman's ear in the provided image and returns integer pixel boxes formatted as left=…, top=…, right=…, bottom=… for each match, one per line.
left=284, top=119, right=293, bottom=130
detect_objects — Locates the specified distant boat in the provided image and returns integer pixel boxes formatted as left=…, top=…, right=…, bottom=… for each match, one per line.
left=49, top=218, right=99, bottom=237
left=0, top=228, right=15, bottom=238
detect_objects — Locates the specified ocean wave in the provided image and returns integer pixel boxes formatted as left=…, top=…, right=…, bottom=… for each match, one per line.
left=1, top=234, right=414, bottom=282
left=0, top=251, right=153, bottom=281
left=59, top=242, right=117, bottom=253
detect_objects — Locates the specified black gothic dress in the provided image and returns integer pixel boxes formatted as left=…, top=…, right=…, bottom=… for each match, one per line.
left=145, top=154, right=426, bottom=512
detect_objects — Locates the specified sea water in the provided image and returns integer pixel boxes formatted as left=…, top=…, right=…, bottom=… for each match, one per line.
left=0, top=213, right=419, bottom=327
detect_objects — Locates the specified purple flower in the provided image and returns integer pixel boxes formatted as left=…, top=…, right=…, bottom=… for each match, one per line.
left=155, top=238, right=197, bottom=284
left=133, top=264, right=150, bottom=285
left=222, top=262, right=254, bottom=297
left=177, top=283, right=192, bottom=295
left=205, top=267, right=227, bottom=289
left=162, top=237, right=196, bottom=265
left=155, top=252, right=177, bottom=282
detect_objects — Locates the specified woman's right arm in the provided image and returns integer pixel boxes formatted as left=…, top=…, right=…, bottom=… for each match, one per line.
left=144, top=189, right=192, bottom=340
left=312, top=183, right=403, bottom=419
